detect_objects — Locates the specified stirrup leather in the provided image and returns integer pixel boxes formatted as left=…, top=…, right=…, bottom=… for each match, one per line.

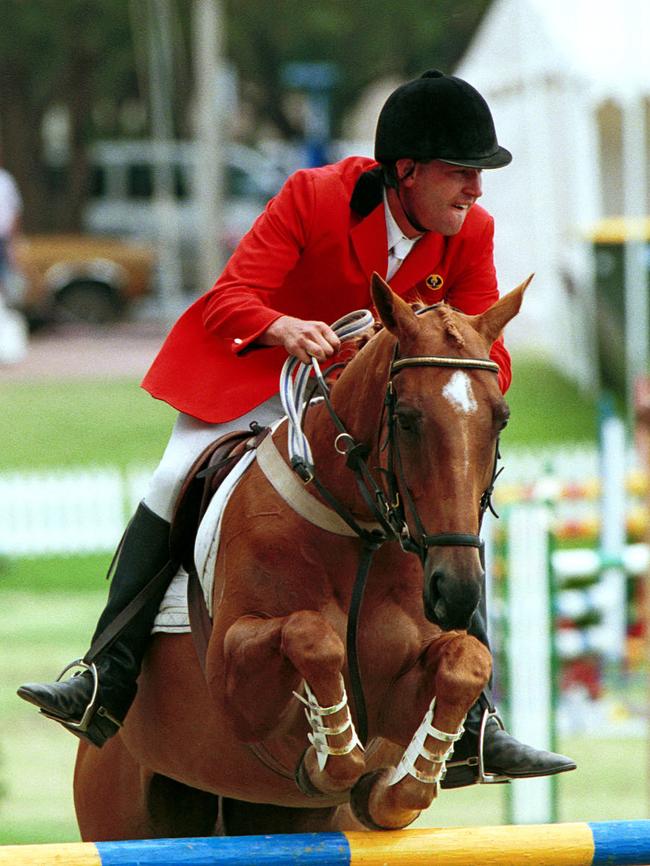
left=38, top=659, right=122, bottom=733
left=445, top=707, right=510, bottom=785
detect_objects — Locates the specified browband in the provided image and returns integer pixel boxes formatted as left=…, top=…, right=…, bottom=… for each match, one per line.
left=391, top=356, right=499, bottom=374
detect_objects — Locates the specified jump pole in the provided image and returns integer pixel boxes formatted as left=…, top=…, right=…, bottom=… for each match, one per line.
left=505, top=503, right=556, bottom=824
left=2, top=822, right=650, bottom=866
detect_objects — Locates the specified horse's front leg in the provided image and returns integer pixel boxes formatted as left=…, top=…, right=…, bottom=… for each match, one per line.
left=223, top=610, right=365, bottom=795
left=351, top=633, right=491, bottom=830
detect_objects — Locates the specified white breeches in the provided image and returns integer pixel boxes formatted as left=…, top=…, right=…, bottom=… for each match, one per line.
left=143, top=395, right=284, bottom=523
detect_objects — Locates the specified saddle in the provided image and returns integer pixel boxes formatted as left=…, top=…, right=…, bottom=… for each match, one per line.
left=82, top=423, right=271, bottom=673
left=170, top=422, right=271, bottom=575
left=167, top=422, right=270, bottom=671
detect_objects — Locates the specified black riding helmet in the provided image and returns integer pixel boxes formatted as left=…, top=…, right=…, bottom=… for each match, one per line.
left=375, top=69, right=511, bottom=170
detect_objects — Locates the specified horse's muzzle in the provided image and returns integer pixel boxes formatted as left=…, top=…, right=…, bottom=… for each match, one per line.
left=423, top=550, right=483, bottom=630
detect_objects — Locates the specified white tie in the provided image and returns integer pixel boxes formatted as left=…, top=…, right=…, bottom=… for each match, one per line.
left=393, top=237, right=413, bottom=260
left=387, top=236, right=413, bottom=280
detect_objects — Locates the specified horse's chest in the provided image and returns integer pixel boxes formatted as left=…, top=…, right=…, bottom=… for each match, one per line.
left=356, top=601, right=425, bottom=679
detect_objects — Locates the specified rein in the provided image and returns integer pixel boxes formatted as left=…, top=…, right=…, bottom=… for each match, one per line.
left=280, top=310, right=502, bottom=744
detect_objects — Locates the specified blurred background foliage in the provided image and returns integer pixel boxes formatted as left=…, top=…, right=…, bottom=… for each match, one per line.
left=0, top=0, right=490, bottom=233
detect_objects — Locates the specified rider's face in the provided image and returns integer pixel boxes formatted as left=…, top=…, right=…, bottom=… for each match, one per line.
left=394, top=159, right=483, bottom=237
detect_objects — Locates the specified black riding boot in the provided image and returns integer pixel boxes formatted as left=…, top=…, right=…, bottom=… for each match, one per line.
left=17, top=502, right=174, bottom=748
left=441, top=558, right=576, bottom=788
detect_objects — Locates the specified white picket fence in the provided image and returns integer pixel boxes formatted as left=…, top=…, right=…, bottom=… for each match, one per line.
left=0, top=465, right=153, bottom=556
left=0, top=442, right=612, bottom=558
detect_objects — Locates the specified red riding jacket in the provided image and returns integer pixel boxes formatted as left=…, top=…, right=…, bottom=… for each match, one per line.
left=142, top=156, right=511, bottom=423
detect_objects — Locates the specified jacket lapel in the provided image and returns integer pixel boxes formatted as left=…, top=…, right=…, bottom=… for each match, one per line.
left=350, top=203, right=388, bottom=280
left=389, top=231, right=446, bottom=298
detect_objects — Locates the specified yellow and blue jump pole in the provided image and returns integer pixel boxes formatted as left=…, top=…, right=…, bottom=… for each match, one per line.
left=2, top=821, right=650, bottom=865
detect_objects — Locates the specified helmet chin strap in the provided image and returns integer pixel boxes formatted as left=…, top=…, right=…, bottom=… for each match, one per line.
left=395, top=175, right=431, bottom=235
left=396, top=190, right=430, bottom=234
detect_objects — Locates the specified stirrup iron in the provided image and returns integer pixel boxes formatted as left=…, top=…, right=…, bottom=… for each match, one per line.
left=446, top=707, right=510, bottom=785
left=38, top=659, right=121, bottom=733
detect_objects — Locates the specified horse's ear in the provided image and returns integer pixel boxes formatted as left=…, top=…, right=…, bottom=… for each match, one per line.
left=371, top=272, right=418, bottom=337
left=473, top=274, right=533, bottom=346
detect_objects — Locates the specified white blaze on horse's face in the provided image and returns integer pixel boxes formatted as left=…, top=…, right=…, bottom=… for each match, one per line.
left=441, top=370, right=477, bottom=477
left=441, top=371, right=478, bottom=415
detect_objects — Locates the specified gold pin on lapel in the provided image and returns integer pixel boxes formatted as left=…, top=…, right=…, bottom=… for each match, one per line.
left=426, top=274, right=444, bottom=290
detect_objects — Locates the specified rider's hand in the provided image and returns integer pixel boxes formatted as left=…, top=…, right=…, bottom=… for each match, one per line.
left=259, top=315, right=341, bottom=364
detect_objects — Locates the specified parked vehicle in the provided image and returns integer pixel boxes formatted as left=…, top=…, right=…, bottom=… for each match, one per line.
left=83, top=141, right=289, bottom=288
left=12, top=234, right=155, bottom=327
left=9, top=143, right=290, bottom=327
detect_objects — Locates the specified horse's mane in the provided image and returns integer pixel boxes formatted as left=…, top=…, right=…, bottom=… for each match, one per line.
left=405, top=294, right=465, bottom=349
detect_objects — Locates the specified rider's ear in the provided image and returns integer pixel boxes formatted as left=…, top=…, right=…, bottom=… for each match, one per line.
left=371, top=272, right=418, bottom=338
left=395, top=158, right=416, bottom=184
left=473, top=274, right=533, bottom=346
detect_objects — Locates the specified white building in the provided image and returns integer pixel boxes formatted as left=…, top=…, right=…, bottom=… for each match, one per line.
left=456, top=0, right=650, bottom=392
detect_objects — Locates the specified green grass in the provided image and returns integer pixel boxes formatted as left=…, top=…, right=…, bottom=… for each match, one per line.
left=0, top=358, right=599, bottom=473
left=0, top=591, right=104, bottom=845
left=0, top=554, right=112, bottom=594
left=502, top=357, right=599, bottom=447
left=0, top=377, right=175, bottom=470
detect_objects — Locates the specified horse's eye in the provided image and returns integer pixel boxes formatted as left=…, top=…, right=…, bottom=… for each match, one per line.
left=495, top=403, right=510, bottom=432
left=394, top=407, right=421, bottom=432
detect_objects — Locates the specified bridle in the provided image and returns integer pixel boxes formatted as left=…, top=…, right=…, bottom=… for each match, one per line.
left=289, top=325, right=502, bottom=560
left=383, top=350, right=503, bottom=557
left=281, top=308, right=504, bottom=745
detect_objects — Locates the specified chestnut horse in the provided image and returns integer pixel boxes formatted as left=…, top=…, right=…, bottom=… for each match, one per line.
left=73, top=273, right=527, bottom=839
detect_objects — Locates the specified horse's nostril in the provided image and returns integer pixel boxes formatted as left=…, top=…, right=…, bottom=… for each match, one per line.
left=433, top=598, right=447, bottom=622
left=424, top=562, right=482, bottom=630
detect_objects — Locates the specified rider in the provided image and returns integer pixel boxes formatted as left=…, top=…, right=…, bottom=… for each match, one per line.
left=19, top=69, right=575, bottom=787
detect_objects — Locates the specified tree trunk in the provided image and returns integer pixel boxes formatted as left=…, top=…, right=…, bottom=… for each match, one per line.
left=0, top=67, right=50, bottom=233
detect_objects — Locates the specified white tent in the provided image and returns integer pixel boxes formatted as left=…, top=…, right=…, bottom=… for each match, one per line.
left=456, top=0, right=650, bottom=393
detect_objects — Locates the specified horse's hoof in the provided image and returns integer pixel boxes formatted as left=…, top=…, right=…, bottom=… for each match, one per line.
left=294, top=750, right=349, bottom=805
left=349, top=770, right=395, bottom=831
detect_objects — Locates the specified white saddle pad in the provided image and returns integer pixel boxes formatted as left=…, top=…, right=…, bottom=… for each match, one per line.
left=151, top=449, right=257, bottom=634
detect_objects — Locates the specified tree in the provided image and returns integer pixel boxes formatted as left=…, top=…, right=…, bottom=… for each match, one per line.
left=0, top=0, right=491, bottom=232
left=0, top=0, right=139, bottom=231
left=225, top=0, right=491, bottom=139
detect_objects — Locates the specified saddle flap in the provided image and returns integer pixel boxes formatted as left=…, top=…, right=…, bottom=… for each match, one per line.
left=170, top=424, right=270, bottom=574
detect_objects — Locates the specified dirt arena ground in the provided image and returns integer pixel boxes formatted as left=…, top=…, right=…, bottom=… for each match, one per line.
left=0, top=320, right=169, bottom=383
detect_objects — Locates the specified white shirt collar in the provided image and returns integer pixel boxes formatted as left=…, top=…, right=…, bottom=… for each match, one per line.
left=383, top=189, right=420, bottom=259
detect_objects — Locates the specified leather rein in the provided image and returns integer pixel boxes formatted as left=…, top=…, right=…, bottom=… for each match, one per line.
left=289, top=341, right=502, bottom=745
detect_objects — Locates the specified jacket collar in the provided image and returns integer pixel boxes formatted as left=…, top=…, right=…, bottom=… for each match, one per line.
left=350, top=166, right=385, bottom=217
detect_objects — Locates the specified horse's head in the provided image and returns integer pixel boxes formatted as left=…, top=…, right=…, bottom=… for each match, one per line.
left=370, top=272, right=530, bottom=630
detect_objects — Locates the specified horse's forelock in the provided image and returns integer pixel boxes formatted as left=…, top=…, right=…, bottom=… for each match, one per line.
left=438, top=305, right=465, bottom=349
left=410, top=302, right=466, bottom=350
